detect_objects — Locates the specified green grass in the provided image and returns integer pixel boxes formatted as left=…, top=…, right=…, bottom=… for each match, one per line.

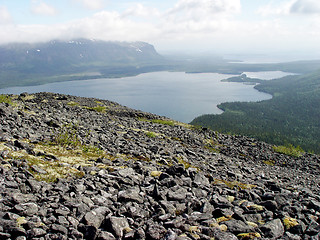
left=145, top=131, right=157, bottom=138
left=0, top=94, right=13, bottom=105
left=51, top=123, right=82, bottom=148
left=151, top=119, right=175, bottom=126
left=273, top=144, right=304, bottom=157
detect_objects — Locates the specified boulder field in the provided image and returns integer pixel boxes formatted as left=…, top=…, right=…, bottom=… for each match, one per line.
left=0, top=92, right=320, bottom=240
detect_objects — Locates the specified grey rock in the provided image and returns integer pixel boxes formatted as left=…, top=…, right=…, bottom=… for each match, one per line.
left=213, top=230, right=238, bottom=240
left=51, top=224, right=68, bottom=235
left=309, top=200, right=320, bottom=211
left=14, top=202, right=39, bottom=216
left=106, top=216, right=130, bottom=239
left=27, top=228, right=47, bottom=237
left=83, top=207, right=110, bottom=229
left=224, top=219, right=255, bottom=234
left=96, top=231, right=116, bottom=240
left=118, top=187, right=143, bottom=203
left=260, top=219, right=284, bottom=238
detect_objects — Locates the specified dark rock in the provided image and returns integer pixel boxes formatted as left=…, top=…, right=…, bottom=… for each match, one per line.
left=78, top=224, right=98, bottom=240
left=224, top=219, right=255, bottom=234
left=146, top=221, right=166, bottom=240
left=260, top=200, right=278, bottom=211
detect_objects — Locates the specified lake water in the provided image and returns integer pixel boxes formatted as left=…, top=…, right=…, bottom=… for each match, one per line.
left=0, top=71, right=276, bottom=123
left=243, top=71, right=297, bottom=80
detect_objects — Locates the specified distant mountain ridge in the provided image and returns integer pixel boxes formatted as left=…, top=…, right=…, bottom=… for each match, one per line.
left=0, top=39, right=166, bottom=88
left=0, top=39, right=162, bottom=67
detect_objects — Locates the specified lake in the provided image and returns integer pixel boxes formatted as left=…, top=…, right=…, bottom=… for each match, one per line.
left=0, top=71, right=276, bottom=123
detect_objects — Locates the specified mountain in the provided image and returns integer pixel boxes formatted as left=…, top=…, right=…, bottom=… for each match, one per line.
left=0, top=39, right=166, bottom=88
left=191, top=70, right=320, bottom=153
left=1, top=92, right=320, bottom=239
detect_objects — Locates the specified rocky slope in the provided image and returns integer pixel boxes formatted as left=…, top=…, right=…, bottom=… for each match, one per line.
left=0, top=92, right=320, bottom=240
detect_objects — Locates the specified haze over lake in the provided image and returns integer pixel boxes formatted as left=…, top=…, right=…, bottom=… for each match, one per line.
left=0, top=71, right=276, bottom=123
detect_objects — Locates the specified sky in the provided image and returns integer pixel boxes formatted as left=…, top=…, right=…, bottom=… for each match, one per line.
left=1, top=0, right=320, bottom=59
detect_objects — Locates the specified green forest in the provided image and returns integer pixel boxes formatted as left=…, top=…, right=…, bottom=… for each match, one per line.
left=191, top=70, right=320, bottom=153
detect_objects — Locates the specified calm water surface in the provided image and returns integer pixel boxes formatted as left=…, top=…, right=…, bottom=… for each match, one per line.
left=0, top=71, right=275, bottom=123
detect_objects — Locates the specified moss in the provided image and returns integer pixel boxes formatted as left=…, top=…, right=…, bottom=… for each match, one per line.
left=151, top=119, right=175, bottom=126
left=150, top=171, right=162, bottom=177
left=67, top=101, right=80, bottom=106
left=51, top=123, right=82, bottom=148
left=21, top=95, right=35, bottom=101
left=213, top=179, right=256, bottom=190
left=83, top=105, right=107, bottom=113
left=0, top=94, right=14, bottom=105
left=91, top=105, right=107, bottom=113
left=3, top=137, right=107, bottom=183
left=283, top=216, right=299, bottom=230
left=263, top=160, right=275, bottom=166
left=145, top=131, right=157, bottom=138
left=227, top=196, right=235, bottom=203
left=246, top=221, right=258, bottom=228
left=216, top=216, right=232, bottom=223
left=237, top=232, right=261, bottom=240
left=174, top=156, right=200, bottom=171
left=247, top=204, right=264, bottom=211
left=16, top=217, right=27, bottom=228
left=189, top=226, right=200, bottom=233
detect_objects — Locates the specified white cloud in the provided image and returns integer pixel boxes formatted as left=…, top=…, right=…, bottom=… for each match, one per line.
left=290, top=0, right=320, bottom=14
left=74, top=0, right=106, bottom=10
left=167, top=0, right=241, bottom=20
left=1, top=1, right=320, bottom=57
left=0, top=6, right=13, bottom=24
left=31, top=1, right=58, bottom=16
left=257, top=0, right=320, bottom=16
left=121, top=3, right=161, bottom=19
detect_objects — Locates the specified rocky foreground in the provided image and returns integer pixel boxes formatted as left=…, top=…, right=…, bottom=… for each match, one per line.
left=1, top=92, right=320, bottom=240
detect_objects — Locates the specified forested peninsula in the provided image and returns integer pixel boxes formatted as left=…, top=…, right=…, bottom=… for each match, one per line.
left=191, top=70, right=320, bottom=153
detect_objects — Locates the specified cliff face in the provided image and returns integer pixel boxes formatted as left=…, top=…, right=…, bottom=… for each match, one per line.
left=1, top=92, right=320, bottom=239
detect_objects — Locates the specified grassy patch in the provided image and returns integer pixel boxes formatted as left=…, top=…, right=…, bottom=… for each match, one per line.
left=145, top=131, right=157, bottom=138
left=151, top=119, right=175, bottom=126
left=263, top=160, right=275, bottom=166
left=213, top=179, right=256, bottom=190
left=273, top=144, right=304, bottom=157
left=51, top=123, right=82, bottom=148
left=67, top=101, right=80, bottom=107
left=0, top=94, right=14, bottom=105
left=84, top=105, right=107, bottom=113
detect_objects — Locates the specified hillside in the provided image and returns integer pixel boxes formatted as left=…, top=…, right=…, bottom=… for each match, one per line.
left=191, top=70, right=320, bottom=153
left=1, top=92, right=320, bottom=239
left=0, top=39, right=166, bottom=88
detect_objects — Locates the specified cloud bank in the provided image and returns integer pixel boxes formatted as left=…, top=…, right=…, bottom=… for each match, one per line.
left=31, top=1, right=58, bottom=16
left=0, top=0, right=320, bottom=56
